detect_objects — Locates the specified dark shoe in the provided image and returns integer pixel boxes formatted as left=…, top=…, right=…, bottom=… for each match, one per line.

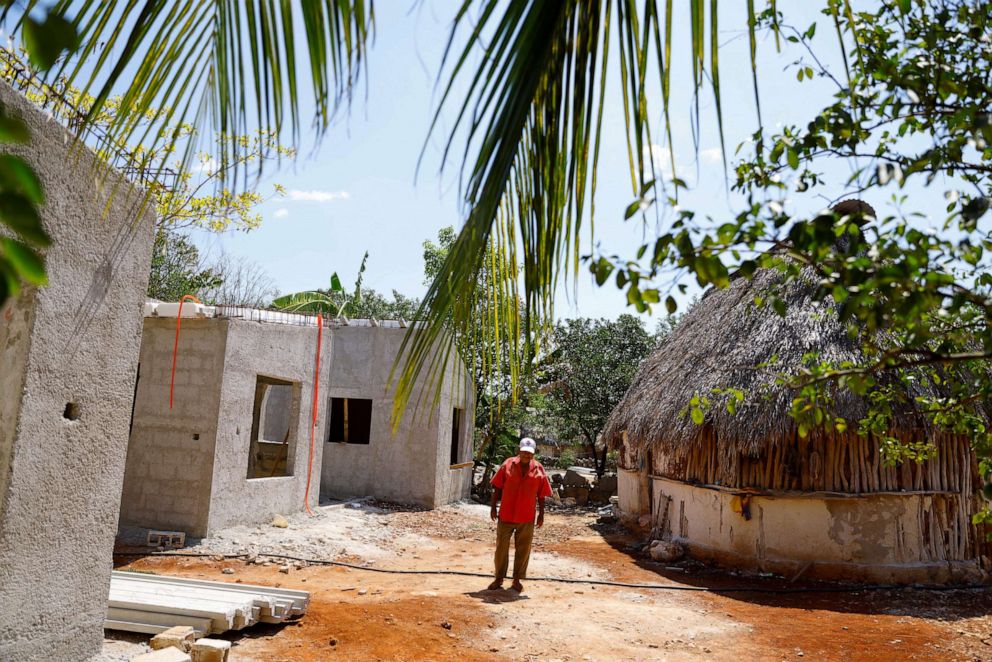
left=510, top=580, right=524, bottom=593
left=487, top=580, right=503, bottom=591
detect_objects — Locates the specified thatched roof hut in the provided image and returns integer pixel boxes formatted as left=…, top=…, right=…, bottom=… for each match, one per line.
left=605, top=201, right=990, bottom=584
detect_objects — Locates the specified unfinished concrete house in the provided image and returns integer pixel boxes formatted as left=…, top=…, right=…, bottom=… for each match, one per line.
left=119, top=310, right=474, bottom=539
left=319, top=321, right=475, bottom=507
left=0, top=81, right=156, bottom=661
left=119, top=305, right=328, bottom=537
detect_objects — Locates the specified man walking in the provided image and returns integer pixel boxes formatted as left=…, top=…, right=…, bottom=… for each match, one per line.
left=488, top=437, right=553, bottom=594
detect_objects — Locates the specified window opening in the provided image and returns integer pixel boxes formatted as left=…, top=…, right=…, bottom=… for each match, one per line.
left=450, top=407, right=463, bottom=465
left=247, top=375, right=298, bottom=479
left=328, top=397, right=372, bottom=445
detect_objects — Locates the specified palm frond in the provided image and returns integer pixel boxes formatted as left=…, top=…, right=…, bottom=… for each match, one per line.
left=393, top=1, right=732, bottom=425
left=271, top=291, right=339, bottom=316
left=30, top=0, right=373, bottom=186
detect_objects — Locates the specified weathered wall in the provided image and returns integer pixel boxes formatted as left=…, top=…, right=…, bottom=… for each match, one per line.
left=205, top=319, right=325, bottom=532
left=617, top=468, right=644, bottom=520
left=431, top=352, right=474, bottom=506
left=119, top=319, right=227, bottom=536
left=618, top=472, right=987, bottom=584
left=0, top=82, right=155, bottom=661
left=320, top=325, right=472, bottom=507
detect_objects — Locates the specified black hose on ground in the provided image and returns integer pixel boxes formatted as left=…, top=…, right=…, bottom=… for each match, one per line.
left=113, top=551, right=991, bottom=595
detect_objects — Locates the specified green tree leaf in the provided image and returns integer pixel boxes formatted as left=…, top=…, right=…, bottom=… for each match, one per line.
left=0, top=155, right=44, bottom=205
left=0, top=114, right=29, bottom=144
left=0, top=192, right=49, bottom=246
left=23, top=15, right=79, bottom=70
left=1, top=238, right=47, bottom=285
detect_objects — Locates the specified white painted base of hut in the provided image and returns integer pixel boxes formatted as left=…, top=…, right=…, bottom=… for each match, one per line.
left=618, top=469, right=988, bottom=585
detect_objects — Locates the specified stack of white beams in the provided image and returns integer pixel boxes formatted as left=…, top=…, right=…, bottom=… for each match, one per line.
left=106, top=571, right=310, bottom=635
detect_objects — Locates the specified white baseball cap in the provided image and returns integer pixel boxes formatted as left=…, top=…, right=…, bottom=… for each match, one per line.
left=519, top=437, right=536, bottom=453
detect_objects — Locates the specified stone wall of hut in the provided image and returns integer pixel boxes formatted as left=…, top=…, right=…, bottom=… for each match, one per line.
left=616, top=429, right=991, bottom=583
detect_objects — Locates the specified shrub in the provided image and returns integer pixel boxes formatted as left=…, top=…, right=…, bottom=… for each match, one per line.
left=557, top=448, right=576, bottom=469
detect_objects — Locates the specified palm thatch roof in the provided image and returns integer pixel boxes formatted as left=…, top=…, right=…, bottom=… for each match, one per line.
left=603, top=201, right=943, bottom=457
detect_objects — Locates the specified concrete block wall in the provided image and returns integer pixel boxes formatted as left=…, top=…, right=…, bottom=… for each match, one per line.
left=0, top=81, right=155, bottom=661
left=205, top=319, right=325, bottom=532
left=119, top=319, right=228, bottom=536
left=431, top=351, right=475, bottom=506
left=320, top=325, right=474, bottom=507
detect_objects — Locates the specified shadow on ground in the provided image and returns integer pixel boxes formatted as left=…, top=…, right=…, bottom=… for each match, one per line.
left=464, top=589, right=529, bottom=604
left=584, top=520, right=992, bottom=622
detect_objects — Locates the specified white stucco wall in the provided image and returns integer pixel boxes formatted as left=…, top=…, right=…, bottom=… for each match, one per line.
left=618, top=470, right=986, bottom=583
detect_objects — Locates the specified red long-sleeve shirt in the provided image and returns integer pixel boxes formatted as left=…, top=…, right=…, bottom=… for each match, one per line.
left=491, top=457, right=553, bottom=523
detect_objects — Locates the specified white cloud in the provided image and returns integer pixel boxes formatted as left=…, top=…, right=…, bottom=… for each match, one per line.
left=642, top=144, right=672, bottom=178
left=274, top=208, right=289, bottom=218
left=286, top=189, right=350, bottom=202
left=700, top=148, right=723, bottom=164
left=194, top=158, right=218, bottom=174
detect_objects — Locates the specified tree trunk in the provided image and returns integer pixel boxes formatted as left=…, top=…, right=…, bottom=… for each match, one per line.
left=475, top=430, right=498, bottom=499
left=583, top=429, right=607, bottom=478
left=596, top=444, right=608, bottom=478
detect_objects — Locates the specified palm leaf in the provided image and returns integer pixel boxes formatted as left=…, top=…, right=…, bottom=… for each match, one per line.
left=271, top=290, right=339, bottom=316
left=393, top=1, right=745, bottom=426
left=23, top=0, right=373, bottom=186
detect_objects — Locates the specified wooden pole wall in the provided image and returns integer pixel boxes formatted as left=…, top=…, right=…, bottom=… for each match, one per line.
left=639, top=429, right=984, bottom=563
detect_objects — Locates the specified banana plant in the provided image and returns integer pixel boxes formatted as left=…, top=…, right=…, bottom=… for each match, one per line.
left=272, top=251, right=368, bottom=321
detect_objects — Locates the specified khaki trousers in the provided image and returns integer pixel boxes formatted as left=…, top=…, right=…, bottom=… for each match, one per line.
left=494, top=520, right=535, bottom=582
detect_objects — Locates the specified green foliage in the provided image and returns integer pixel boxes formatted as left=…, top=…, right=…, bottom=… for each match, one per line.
left=37, top=1, right=372, bottom=195
left=490, top=430, right=524, bottom=468
left=605, top=449, right=620, bottom=471
left=146, top=230, right=221, bottom=303
left=155, top=139, right=292, bottom=233
left=273, top=252, right=369, bottom=319
left=0, top=44, right=292, bottom=309
left=582, top=2, right=992, bottom=523
left=557, top=447, right=577, bottom=470
left=399, top=0, right=746, bottom=440
left=540, top=315, right=656, bottom=475
left=419, top=226, right=533, bottom=457
left=22, top=14, right=78, bottom=70
left=347, top=289, right=421, bottom=321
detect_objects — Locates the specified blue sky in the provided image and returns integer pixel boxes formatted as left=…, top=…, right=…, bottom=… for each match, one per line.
left=186, top=1, right=936, bottom=322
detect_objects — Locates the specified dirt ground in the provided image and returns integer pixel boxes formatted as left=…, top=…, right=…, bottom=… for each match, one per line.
left=109, top=503, right=992, bottom=661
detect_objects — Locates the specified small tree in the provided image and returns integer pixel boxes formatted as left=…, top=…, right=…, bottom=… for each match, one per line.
left=542, top=315, right=656, bottom=477
left=146, top=230, right=221, bottom=302
left=199, top=250, right=279, bottom=307
left=422, top=227, right=537, bottom=486
left=272, top=252, right=369, bottom=319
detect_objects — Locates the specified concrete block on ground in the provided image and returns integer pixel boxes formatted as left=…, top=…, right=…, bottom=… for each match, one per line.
left=588, top=489, right=613, bottom=504
left=131, top=648, right=192, bottom=662
left=150, top=625, right=196, bottom=652
left=595, top=474, right=618, bottom=493
left=147, top=530, right=186, bottom=548
left=562, top=485, right=590, bottom=506
left=563, top=469, right=594, bottom=488
left=191, top=638, right=231, bottom=662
